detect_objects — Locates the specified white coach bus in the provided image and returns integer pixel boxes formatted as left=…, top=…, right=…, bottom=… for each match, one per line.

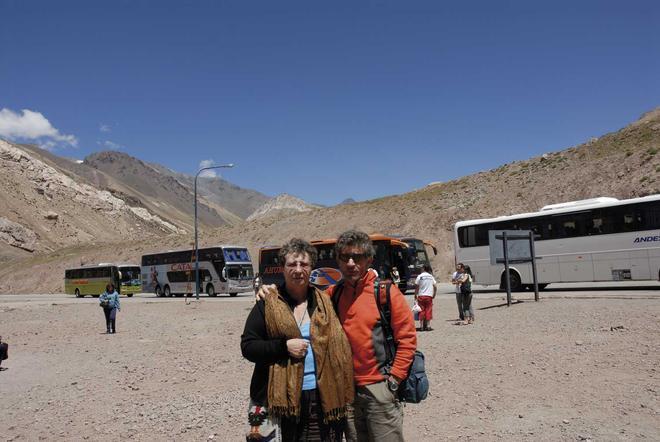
left=141, top=246, right=254, bottom=297
left=453, top=194, right=660, bottom=291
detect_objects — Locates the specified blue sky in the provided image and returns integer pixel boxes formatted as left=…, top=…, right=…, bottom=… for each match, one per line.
left=1, top=1, right=659, bottom=205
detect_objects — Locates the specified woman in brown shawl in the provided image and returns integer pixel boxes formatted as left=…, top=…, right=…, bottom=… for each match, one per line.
left=241, top=238, right=354, bottom=441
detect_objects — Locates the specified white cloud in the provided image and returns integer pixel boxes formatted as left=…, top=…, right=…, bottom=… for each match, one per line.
left=40, top=140, right=58, bottom=151
left=0, top=108, right=78, bottom=149
left=99, top=123, right=111, bottom=133
left=198, top=159, right=219, bottom=178
left=96, top=140, right=123, bottom=150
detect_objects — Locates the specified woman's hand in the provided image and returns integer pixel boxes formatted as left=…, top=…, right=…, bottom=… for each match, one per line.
left=255, top=284, right=278, bottom=302
left=286, top=338, right=308, bottom=359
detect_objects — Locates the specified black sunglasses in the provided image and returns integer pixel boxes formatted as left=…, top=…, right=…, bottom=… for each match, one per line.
left=337, top=252, right=369, bottom=263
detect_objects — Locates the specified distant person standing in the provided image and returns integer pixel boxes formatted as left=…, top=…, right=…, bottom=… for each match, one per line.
left=414, top=265, right=437, bottom=331
left=99, top=283, right=121, bottom=334
left=0, top=335, right=8, bottom=371
left=252, top=273, right=262, bottom=293
left=451, top=264, right=466, bottom=322
left=452, top=263, right=474, bottom=325
left=462, top=266, right=475, bottom=324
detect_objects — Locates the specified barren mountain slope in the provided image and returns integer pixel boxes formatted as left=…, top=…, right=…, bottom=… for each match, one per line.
left=246, top=193, right=320, bottom=221
left=84, top=151, right=245, bottom=229
left=0, top=140, right=185, bottom=263
left=161, top=167, right=271, bottom=220
left=1, top=109, right=658, bottom=293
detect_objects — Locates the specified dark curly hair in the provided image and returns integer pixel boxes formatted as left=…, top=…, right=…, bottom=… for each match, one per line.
left=334, top=230, right=375, bottom=258
left=278, top=238, right=318, bottom=267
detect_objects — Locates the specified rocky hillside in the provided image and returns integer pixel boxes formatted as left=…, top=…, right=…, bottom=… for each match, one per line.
left=0, top=140, right=185, bottom=262
left=0, top=108, right=658, bottom=293
left=246, top=193, right=320, bottom=221
left=0, top=143, right=274, bottom=264
left=84, top=151, right=243, bottom=228
left=85, top=151, right=270, bottom=224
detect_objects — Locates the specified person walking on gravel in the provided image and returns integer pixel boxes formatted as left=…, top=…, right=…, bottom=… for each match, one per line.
left=99, top=283, right=120, bottom=334
left=414, top=264, right=437, bottom=331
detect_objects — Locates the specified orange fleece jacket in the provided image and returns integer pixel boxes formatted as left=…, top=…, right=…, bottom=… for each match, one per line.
left=327, top=271, right=417, bottom=386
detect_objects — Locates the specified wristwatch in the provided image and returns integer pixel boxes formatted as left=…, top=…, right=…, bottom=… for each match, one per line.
left=386, top=377, right=399, bottom=393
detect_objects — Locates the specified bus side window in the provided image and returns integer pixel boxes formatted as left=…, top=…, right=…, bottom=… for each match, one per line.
left=589, top=218, right=603, bottom=235
left=562, top=221, right=577, bottom=237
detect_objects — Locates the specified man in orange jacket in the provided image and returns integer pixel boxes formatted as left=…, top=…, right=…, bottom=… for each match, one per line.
left=329, top=230, right=416, bottom=441
left=256, top=230, right=417, bottom=441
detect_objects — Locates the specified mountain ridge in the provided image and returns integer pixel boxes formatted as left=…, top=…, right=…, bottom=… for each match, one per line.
left=0, top=108, right=658, bottom=293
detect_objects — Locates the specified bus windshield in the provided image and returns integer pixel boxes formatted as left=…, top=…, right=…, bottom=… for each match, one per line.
left=119, top=266, right=141, bottom=283
left=223, top=248, right=251, bottom=263
left=226, top=264, right=254, bottom=280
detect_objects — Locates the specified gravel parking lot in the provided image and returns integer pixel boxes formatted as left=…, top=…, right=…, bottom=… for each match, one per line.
left=1, top=284, right=658, bottom=441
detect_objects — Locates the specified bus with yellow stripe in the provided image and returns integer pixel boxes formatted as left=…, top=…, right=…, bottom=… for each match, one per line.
left=65, top=264, right=140, bottom=297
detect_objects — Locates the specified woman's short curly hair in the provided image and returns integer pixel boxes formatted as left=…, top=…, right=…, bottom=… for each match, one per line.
left=334, top=230, right=375, bottom=258
left=278, top=238, right=318, bottom=268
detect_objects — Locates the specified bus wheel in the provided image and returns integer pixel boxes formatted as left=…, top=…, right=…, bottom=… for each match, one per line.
left=75, top=289, right=83, bottom=298
left=501, top=270, right=523, bottom=292
left=155, top=286, right=163, bottom=297
left=164, top=285, right=171, bottom=297
left=229, top=293, right=238, bottom=297
left=207, top=284, right=217, bottom=297
left=127, top=294, right=133, bottom=298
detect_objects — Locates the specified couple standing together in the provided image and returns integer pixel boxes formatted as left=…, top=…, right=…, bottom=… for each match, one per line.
left=241, top=230, right=417, bottom=442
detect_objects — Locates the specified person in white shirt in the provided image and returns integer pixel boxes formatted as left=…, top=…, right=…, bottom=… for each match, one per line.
left=414, top=265, right=437, bottom=331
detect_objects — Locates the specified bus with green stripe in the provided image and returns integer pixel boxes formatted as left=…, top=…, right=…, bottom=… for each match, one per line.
left=65, top=264, right=140, bottom=297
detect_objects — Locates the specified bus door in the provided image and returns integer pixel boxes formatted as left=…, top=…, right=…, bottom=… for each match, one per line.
left=111, top=266, right=121, bottom=294
left=211, top=257, right=227, bottom=290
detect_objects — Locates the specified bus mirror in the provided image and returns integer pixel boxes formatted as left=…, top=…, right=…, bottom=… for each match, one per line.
left=222, top=267, right=227, bottom=280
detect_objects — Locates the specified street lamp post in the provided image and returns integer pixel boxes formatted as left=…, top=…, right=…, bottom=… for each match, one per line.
left=195, top=163, right=234, bottom=300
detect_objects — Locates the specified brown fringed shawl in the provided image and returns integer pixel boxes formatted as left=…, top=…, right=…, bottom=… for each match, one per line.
left=265, top=288, right=354, bottom=422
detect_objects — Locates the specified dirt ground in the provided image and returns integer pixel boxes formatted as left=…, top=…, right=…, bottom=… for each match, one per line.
left=0, top=291, right=658, bottom=441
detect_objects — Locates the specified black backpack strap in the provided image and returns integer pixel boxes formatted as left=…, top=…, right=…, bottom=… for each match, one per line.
left=331, top=280, right=345, bottom=313
left=374, top=279, right=396, bottom=366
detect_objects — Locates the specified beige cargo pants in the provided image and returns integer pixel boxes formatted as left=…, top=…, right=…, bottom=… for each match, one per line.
left=345, top=380, right=404, bottom=442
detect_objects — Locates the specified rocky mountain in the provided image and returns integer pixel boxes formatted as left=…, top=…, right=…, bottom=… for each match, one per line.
left=0, top=143, right=274, bottom=263
left=0, top=139, right=186, bottom=262
left=0, top=108, right=658, bottom=293
left=246, top=193, right=321, bottom=221
left=83, top=151, right=269, bottom=228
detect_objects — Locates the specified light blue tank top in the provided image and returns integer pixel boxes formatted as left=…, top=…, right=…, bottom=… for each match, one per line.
left=299, top=321, right=317, bottom=390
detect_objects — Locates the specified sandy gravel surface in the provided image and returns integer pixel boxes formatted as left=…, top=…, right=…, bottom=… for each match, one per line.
left=1, top=291, right=658, bottom=441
